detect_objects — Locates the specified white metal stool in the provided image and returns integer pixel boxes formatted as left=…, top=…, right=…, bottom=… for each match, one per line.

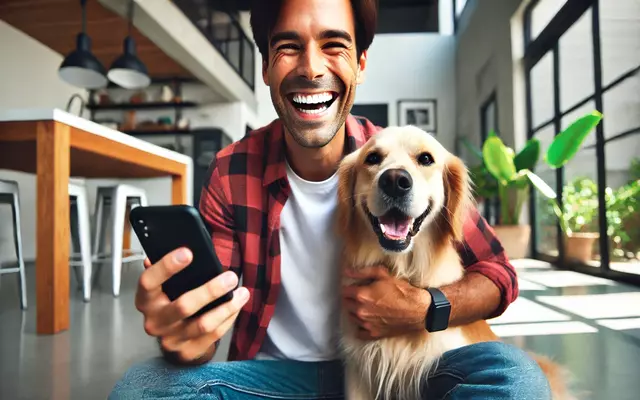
left=92, top=184, right=148, bottom=297
left=68, top=180, right=93, bottom=302
left=0, top=179, right=27, bottom=310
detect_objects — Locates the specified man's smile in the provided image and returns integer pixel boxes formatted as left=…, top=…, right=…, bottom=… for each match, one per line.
left=286, top=91, right=341, bottom=120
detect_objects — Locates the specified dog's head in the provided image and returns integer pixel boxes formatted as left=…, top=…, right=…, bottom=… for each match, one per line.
left=337, top=126, right=471, bottom=254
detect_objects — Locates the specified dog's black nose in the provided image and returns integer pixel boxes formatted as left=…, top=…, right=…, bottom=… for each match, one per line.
left=379, top=169, right=412, bottom=198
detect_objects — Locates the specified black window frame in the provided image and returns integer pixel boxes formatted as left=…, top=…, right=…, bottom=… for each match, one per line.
left=479, top=91, right=500, bottom=225
left=524, top=0, right=640, bottom=286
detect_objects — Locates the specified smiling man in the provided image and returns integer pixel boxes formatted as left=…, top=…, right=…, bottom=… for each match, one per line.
left=109, top=0, right=551, bottom=399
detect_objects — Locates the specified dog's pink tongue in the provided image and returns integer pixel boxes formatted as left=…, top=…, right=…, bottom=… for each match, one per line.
left=380, top=218, right=411, bottom=238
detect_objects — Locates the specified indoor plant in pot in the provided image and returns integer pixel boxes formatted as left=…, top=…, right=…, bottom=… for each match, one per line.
left=560, top=177, right=600, bottom=263
left=477, top=111, right=603, bottom=259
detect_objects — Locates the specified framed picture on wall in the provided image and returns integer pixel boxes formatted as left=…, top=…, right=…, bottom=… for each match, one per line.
left=397, top=99, right=437, bottom=134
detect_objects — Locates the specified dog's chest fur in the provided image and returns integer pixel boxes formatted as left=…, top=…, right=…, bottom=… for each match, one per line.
left=340, top=236, right=469, bottom=400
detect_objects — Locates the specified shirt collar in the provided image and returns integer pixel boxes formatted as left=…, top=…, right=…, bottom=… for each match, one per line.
left=263, top=114, right=368, bottom=187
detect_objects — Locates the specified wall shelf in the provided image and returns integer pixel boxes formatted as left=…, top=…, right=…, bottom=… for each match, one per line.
left=87, top=101, right=198, bottom=111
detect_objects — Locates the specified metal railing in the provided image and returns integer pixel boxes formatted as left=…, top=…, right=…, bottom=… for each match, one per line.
left=174, top=0, right=255, bottom=90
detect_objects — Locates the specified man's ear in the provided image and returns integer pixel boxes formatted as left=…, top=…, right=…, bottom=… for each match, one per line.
left=262, top=59, right=269, bottom=86
left=336, top=150, right=361, bottom=235
left=438, top=156, right=472, bottom=242
left=356, top=50, right=368, bottom=85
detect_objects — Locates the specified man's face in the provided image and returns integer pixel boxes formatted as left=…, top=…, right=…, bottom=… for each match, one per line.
left=263, top=0, right=368, bottom=148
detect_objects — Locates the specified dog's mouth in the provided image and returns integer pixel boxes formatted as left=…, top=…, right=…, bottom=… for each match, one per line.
left=364, top=203, right=432, bottom=252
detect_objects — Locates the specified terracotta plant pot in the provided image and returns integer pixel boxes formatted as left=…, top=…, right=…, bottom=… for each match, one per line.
left=492, top=225, right=531, bottom=259
left=564, top=232, right=599, bottom=263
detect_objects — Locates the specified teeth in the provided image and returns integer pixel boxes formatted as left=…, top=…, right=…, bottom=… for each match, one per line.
left=298, top=105, right=329, bottom=114
left=293, top=92, right=333, bottom=104
left=380, top=224, right=387, bottom=234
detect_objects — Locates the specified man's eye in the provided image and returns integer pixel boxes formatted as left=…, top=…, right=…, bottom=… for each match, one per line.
left=324, top=42, right=347, bottom=49
left=277, top=44, right=299, bottom=52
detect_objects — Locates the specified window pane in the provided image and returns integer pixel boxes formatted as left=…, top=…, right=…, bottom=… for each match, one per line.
left=533, top=125, right=559, bottom=258
left=562, top=117, right=601, bottom=268
left=482, top=100, right=497, bottom=138
left=530, top=0, right=568, bottom=40
left=599, top=0, right=640, bottom=86
left=559, top=8, right=595, bottom=112
left=530, top=51, right=555, bottom=128
left=603, top=73, right=640, bottom=140
left=605, top=134, right=640, bottom=274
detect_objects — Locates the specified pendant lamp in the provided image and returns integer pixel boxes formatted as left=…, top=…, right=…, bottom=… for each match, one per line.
left=107, top=0, right=151, bottom=89
left=58, top=0, right=108, bottom=89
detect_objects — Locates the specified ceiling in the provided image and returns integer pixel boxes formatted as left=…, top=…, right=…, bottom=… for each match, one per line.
left=0, top=0, right=194, bottom=81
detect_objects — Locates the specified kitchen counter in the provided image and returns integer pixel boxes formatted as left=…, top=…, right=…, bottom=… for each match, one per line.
left=0, top=108, right=193, bottom=334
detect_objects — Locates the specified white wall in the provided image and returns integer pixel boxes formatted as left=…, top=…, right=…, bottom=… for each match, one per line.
left=355, top=33, right=457, bottom=151
left=0, top=21, right=90, bottom=262
left=455, top=0, right=524, bottom=156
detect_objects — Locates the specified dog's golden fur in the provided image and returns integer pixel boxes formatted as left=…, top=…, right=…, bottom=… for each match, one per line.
left=335, top=126, right=573, bottom=400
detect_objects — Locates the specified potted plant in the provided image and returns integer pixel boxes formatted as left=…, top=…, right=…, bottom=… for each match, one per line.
left=462, top=111, right=603, bottom=259
left=560, top=177, right=600, bottom=263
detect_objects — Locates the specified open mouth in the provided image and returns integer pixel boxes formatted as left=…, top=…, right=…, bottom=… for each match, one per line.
left=288, top=92, right=339, bottom=116
left=364, top=204, right=432, bottom=252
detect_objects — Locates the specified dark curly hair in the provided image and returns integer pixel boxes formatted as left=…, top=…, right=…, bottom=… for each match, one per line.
left=249, top=0, right=378, bottom=60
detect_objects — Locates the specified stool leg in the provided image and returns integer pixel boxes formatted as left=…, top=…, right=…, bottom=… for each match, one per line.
left=92, top=194, right=104, bottom=258
left=69, top=200, right=83, bottom=289
left=10, top=193, right=27, bottom=310
left=111, top=190, right=127, bottom=297
left=76, top=190, right=93, bottom=302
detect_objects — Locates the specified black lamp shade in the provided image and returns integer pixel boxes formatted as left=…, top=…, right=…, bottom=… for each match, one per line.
left=58, top=33, right=108, bottom=89
left=107, top=37, right=151, bottom=89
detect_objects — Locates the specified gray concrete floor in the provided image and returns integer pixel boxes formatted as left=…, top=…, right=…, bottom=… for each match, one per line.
left=1, top=259, right=639, bottom=399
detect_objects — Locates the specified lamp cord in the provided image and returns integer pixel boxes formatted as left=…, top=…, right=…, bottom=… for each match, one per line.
left=81, top=0, right=87, bottom=34
left=128, top=0, right=134, bottom=36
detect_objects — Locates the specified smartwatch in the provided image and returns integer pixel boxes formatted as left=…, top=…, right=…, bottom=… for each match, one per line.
left=424, top=287, right=451, bottom=332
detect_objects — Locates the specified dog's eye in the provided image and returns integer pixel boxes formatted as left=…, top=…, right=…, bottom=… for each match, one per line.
left=417, top=152, right=434, bottom=166
left=365, top=152, right=382, bottom=165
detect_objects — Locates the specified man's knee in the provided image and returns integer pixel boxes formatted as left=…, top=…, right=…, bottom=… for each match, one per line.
left=427, top=341, right=552, bottom=399
left=108, top=357, right=212, bottom=399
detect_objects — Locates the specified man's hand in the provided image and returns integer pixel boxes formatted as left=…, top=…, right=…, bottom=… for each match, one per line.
left=342, top=266, right=430, bottom=341
left=135, top=247, right=250, bottom=364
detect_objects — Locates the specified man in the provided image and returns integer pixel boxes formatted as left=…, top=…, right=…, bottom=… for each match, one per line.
left=110, top=0, right=550, bottom=398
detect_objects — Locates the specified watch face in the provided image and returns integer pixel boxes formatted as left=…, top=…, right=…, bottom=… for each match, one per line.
left=426, top=288, right=451, bottom=332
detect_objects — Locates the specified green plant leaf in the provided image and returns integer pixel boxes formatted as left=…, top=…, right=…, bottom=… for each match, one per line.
left=459, top=137, right=484, bottom=161
left=482, top=135, right=516, bottom=184
left=514, top=138, right=540, bottom=172
left=523, top=170, right=557, bottom=199
left=545, top=111, right=603, bottom=168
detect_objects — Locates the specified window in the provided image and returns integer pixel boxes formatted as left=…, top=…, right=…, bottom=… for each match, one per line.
left=524, top=0, right=640, bottom=283
left=480, top=92, right=499, bottom=225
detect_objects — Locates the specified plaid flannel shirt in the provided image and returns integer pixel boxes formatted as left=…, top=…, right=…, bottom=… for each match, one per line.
left=199, top=115, right=519, bottom=361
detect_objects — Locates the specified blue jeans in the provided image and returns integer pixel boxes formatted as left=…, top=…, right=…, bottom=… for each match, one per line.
left=109, top=342, right=551, bottom=399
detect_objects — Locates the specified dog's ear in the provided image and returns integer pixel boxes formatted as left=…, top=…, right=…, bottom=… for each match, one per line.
left=336, top=149, right=360, bottom=236
left=439, top=155, right=472, bottom=242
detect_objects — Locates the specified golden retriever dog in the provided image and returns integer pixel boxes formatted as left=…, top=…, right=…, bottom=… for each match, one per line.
left=335, top=126, right=571, bottom=400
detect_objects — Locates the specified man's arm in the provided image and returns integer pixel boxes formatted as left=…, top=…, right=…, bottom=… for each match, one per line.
left=155, top=157, right=244, bottom=365
left=341, top=207, right=517, bottom=340
left=444, top=207, right=519, bottom=325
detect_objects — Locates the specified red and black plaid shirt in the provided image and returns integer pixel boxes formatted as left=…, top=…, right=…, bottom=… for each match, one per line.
left=199, top=115, right=519, bottom=361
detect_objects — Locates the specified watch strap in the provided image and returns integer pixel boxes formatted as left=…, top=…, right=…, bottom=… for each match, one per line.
left=425, top=287, right=451, bottom=332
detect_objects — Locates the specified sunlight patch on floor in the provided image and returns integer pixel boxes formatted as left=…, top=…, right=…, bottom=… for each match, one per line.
left=536, top=292, right=640, bottom=319
left=491, top=321, right=598, bottom=337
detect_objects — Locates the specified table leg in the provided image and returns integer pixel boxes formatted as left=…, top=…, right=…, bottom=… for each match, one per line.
left=36, top=121, right=70, bottom=334
left=171, top=166, right=188, bottom=205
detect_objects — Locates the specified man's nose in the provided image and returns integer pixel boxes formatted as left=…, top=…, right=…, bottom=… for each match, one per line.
left=298, top=45, right=326, bottom=81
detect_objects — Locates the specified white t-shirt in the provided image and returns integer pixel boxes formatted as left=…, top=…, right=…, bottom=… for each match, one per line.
left=256, top=160, right=342, bottom=361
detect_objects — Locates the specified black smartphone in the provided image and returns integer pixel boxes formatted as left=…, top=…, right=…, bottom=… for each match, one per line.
left=129, top=205, right=234, bottom=318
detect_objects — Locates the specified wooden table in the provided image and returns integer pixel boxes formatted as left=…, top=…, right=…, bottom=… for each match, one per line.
left=0, top=109, right=193, bottom=335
